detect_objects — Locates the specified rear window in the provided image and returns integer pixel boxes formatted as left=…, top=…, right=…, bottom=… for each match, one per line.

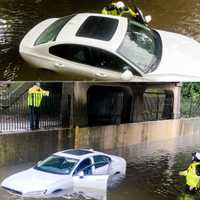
left=34, top=15, right=75, bottom=46
left=76, top=16, right=119, bottom=41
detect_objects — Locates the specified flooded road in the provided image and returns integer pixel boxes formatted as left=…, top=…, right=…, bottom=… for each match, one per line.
left=1, top=132, right=200, bottom=200
left=0, top=0, right=200, bottom=80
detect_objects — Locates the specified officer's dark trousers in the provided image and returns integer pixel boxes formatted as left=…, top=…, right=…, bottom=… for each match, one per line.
left=29, top=106, right=40, bottom=130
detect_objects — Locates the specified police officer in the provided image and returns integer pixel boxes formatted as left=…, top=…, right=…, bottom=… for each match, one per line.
left=101, top=1, right=151, bottom=25
left=179, top=152, right=200, bottom=193
left=102, top=1, right=137, bottom=18
left=28, top=83, right=49, bottom=130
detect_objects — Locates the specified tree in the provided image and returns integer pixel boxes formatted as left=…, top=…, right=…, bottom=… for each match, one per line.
left=182, top=83, right=200, bottom=101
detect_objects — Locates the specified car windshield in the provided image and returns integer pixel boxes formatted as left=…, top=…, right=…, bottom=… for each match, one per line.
left=34, top=15, right=75, bottom=46
left=118, top=20, right=162, bottom=74
left=34, top=155, right=79, bottom=175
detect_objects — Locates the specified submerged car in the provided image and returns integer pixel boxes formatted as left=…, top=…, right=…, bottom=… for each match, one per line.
left=1, top=149, right=126, bottom=198
left=20, top=13, right=200, bottom=81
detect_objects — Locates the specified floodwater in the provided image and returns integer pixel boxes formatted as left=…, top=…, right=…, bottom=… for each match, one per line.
left=1, top=132, right=200, bottom=200
left=0, top=0, right=200, bottom=80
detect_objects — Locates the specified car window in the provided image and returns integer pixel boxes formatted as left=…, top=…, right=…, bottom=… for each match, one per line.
left=35, top=15, right=75, bottom=46
left=74, top=158, right=92, bottom=175
left=93, top=155, right=111, bottom=168
left=91, top=48, right=139, bottom=75
left=49, top=44, right=92, bottom=66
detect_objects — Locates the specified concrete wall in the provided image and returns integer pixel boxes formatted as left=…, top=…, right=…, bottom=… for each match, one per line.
left=61, top=83, right=74, bottom=127
left=0, top=128, right=74, bottom=167
left=75, top=117, right=200, bottom=151
left=1, top=117, right=199, bottom=167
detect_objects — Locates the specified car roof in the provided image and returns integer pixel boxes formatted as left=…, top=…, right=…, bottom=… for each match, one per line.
left=56, top=13, right=128, bottom=52
left=54, top=149, right=108, bottom=160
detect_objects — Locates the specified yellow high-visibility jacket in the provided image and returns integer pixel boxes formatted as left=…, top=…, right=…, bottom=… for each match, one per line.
left=179, top=162, right=200, bottom=188
left=102, top=3, right=137, bottom=17
left=28, top=85, right=49, bottom=107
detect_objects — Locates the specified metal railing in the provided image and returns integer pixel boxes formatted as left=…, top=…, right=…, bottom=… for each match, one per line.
left=0, top=92, right=63, bottom=132
left=181, top=98, right=200, bottom=118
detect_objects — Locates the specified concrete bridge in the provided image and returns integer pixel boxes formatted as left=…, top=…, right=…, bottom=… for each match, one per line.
left=0, top=82, right=181, bottom=132
left=71, top=82, right=181, bottom=127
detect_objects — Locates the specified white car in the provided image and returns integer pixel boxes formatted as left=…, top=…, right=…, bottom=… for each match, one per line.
left=1, top=149, right=126, bottom=198
left=19, top=13, right=200, bottom=81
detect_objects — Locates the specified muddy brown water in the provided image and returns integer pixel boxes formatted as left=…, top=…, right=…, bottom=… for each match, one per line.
left=1, top=132, right=200, bottom=200
left=0, top=0, right=200, bottom=80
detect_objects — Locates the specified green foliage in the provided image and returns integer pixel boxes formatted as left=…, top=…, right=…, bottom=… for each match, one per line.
left=182, top=83, right=200, bottom=101
left=181, top=83, right=200, bottom=118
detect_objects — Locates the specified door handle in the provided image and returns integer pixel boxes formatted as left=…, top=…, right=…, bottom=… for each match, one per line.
left=54, top=62, right=65, bottom=68
left=95, top=72, right=107, bottom=78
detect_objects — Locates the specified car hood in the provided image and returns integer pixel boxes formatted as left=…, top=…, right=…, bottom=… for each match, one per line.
left=1, top=168, right=69, bottom=194
left=147, top=30, right=200, bottom=81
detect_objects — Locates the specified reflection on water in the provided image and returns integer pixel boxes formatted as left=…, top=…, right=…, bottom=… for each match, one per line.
left=107, top=132, right=200, bottom=200
left=0, top=0, right=108, bottom=81
left=0, top=0, right=200, bottom=80
left=1, top=132, right=200, bottom=200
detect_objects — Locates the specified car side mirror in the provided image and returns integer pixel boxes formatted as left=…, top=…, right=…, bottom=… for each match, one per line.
left=77, top=171, right=84, bottom=179
left=145, top=15, right=152, bottom=23
left=121, top=69, right=134, bottom=81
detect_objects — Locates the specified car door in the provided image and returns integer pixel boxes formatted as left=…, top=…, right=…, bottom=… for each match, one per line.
left=48, top=44, right=100, bottom=80
left=92, top=155, right=112, bottom=175
left=92, top=48, right=141, bottom=81
left=90, top=47, right=139, bottom=81
left=73, top=174, right=109, bottom=192
left=73, top=158, right=92, bottom=175
left=72, top=158, right=108, bottom=198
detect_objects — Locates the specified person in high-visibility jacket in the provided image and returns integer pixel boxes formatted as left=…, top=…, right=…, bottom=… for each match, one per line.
left=102, top=1, right=137, bottom=18
left=28, top=83, right=49, bottom=130
left=179, top=152, right=200, bottom=192
left=101, top=1, right=150, bottom=25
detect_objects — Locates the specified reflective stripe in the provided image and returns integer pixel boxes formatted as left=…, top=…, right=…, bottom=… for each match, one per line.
left=102, top=7, right=119, bottom=16
left=28, top=86, right=49, bottom=107
left=28, top=92, right=43, bottom=107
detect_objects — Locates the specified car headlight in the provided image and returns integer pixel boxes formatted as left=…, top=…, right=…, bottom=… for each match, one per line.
left=25, top=189, right=47, bottom=196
